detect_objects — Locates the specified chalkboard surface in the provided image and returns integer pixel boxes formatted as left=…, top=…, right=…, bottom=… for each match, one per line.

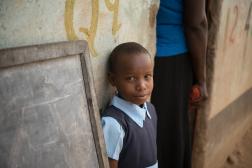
left=0, top=41, right=109, bottom=168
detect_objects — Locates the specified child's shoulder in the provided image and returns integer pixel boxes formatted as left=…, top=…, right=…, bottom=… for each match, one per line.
left=102, top=105, right=128, bottom=131
left=146, top=102, right=157, bottom=120
left=146, top=101, right=156, bottom=111
left=103, top=105, right=123, bottom=116
left=102, top=105, right=127, bottom=121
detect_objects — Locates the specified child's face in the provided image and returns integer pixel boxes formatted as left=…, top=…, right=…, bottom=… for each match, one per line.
left=109, top=53, right=153, bottom=105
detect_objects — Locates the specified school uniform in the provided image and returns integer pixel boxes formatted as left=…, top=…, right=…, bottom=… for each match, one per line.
left=102, top=95, right=158, bottom=168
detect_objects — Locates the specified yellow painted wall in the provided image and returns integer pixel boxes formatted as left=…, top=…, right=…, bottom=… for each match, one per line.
left=0, top=0, right=159, bottom=109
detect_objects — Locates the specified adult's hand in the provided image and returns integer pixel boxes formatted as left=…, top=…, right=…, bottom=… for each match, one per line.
left=189, top=82, right=208, bottom=110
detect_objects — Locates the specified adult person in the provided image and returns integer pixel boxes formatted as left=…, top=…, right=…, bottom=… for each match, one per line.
left=151, top=0, right=208, bottom=168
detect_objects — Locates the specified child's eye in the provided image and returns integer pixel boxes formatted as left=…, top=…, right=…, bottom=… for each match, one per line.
left=144, top=74, right=153, bottom=80
left=126, top=76, right=135, bottom=81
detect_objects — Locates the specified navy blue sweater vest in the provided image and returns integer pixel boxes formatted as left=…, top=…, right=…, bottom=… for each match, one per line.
left=103, top=102, right=157, bottom=168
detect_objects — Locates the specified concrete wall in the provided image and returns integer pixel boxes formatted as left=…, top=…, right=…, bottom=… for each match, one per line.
left=0, top=0, right=159, bottom=109
left=209, top=0, right=252, bottom=119
left=193, top=0, right=252, bottom=168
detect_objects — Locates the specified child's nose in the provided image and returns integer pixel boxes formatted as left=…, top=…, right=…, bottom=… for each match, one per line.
left=136, top=80, right=147, bottom=91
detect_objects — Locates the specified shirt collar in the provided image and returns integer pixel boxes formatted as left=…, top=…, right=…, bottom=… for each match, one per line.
left=111, top=95, right=151, bottom=127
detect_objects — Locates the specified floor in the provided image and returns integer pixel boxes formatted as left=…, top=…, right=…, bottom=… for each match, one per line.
left=222, top=124, right=252, bottom=168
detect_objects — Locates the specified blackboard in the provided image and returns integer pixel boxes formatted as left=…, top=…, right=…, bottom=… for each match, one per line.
left=0, top=41, right=109, bottom=168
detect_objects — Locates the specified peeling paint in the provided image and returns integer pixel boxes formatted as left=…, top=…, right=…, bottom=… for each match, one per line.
left=0, top=0, right=159, bottom=108
left=79, top=0, right=99, bottom=56
left=104, top=0, right=121, bottom=35
left=149, top=4, right=158, bottom=28
left=64, top=0, right=78, bottom=40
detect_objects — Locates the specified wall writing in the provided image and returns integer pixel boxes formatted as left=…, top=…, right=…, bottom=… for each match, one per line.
left=223, top=2, right=252, bottom=55
left=64, top=0, right=121, bottom=56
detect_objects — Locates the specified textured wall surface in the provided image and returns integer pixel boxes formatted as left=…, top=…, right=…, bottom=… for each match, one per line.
left=208, top=0, right=252, bottom=119
left=193, top=0, right=252, bottom=168
left=0, top=0, right=159, bottom=109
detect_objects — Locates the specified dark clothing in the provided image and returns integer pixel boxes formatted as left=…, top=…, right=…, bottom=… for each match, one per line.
left=151, top=53, right=193, bottom=168
left=154, top=0, right=207, bottom=167
left=102, top=103, right=157, bottom=168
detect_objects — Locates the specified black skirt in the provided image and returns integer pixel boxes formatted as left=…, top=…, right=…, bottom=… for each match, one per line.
left=151, top=53, right=193, bottom=168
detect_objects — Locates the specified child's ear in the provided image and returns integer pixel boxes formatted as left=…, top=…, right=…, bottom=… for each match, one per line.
left=108, top=72, right=116, bottom=86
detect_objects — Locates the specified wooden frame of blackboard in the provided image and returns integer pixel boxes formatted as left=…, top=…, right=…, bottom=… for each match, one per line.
left=0, top=40, right=109, bottom=168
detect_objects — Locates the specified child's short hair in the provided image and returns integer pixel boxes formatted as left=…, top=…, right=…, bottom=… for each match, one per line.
left=108, top=42, right=151, bottom=73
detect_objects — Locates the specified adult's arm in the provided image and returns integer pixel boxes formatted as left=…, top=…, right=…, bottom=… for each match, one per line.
left=184, top=0, right=208, bottom=103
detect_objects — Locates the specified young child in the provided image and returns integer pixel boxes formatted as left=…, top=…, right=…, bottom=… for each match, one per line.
left=102, top=42, right=158, bottom=168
